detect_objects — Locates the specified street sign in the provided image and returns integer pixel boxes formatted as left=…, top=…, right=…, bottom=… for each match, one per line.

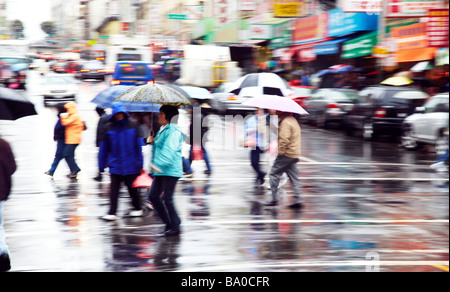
left=167, top=14, right=188, bottom=20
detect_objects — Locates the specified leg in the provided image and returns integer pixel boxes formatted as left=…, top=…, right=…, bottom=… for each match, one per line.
left=284, top=159, right=302, bottom=205
left=251, top=148, right=266, bottom=183
left=0, top=202, right=9, bottom=256
left=48, top=140, right=65, bottom=175
left=123, top=173, right=142, bottom=211
left=63, top=144, right=81, bottom=174
left=149, top=176, right=171, bottom=230
left=161, top=177, right=181, bottom=231
left=108, top=174, right=123, bottom=215
left=268, top=156, right=289, bottom=203
left=201, top=146, right=212, bottom=173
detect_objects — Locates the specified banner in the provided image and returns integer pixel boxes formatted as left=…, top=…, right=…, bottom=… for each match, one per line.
left=292, top=12, right=328, bottom=44
left=342, top=31, right=378, bottom=59
left=273, top=0, right=307, bottom=17
left=387, top=0, right=445, bottom=18
left=328, top=8, right=379, bottom=37
left=427, top=9, right=449, bottom=48
left=391, top=23, right=428, bottom=51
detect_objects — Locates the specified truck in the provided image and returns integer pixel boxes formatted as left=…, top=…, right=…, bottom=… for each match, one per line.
left=105, top=35, right=153, bottom=73
left=178, top=45, right=242, bottom=89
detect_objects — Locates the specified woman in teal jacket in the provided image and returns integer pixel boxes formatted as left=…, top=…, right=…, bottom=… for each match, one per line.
left=148, top=105, right=187, bottom=237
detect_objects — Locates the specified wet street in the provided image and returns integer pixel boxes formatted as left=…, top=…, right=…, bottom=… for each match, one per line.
left=0, top=72, right=448, bottom=272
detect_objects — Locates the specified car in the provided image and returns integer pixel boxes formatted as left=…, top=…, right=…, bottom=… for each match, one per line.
left=0, top=56, right=30, bottom=89
left=43, top=74, right=79, bottom=106
left=344, top=85, right=429, bottom=140
left=211, top=82, right=256, bottom=114
left=111, top=62, right=154, bottom=86
left=401, top=92, right=449, bottom=155
left=289, top=86, right=316, bottom=108
left=50, top=60, right=68, bottom=73
left=80, top=60, right=106, bottom=81
left=304, top=88, right=359, bottom=128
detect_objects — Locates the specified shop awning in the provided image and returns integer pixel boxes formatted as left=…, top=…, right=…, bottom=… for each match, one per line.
left=395, top=47, right=436, bottom=63
left=315, top=38, right=350, bottom=55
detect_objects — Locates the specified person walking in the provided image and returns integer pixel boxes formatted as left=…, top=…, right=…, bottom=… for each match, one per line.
left=45, top=103, right=67, bottom=178
left=147, top=105, right=187, bottom=237
left=93, top=107, right=110, bottom=181
left=99, top=102, right=145, bottom=221
left=263, top=110, right=303, bottom=209
left=59, top=102, right=84, bottom=179
left=189, top=102, right=212, bottom=175
left=245, top=108, right=269, bottom=185
left=0, top=137, right=16, bottom=272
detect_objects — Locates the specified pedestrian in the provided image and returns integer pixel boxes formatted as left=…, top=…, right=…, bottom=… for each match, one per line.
left=189, top=102, right=212, bottom=175
left=147, top=105, right=187, bottom=237
left=45, top=103, right=67, bottom=178
left=430, top=129, right=449, bottom=173
left=93, top=107, right=110, bottom=182
left=59, top=102, right=84, bottom=179
left=0, top=137, right=16, bottom=272
left=263, top=110, right=303, bottom=209
left=99, top=102, right=145, bottom=221
left=245, top=108, right=269, bottom=185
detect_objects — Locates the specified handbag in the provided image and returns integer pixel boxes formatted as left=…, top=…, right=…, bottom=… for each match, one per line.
left=192, top=143, right=204, bottom=161
left=132, top=170, right=153, bottom=188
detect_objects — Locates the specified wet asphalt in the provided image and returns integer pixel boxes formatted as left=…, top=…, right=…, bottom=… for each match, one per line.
left=0, top=72, right=448, bottom=272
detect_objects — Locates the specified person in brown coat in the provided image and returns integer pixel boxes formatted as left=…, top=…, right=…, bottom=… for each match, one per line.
left=0, top=137, right=17, bottom=271
left=263, top=111, right=303, bottom=209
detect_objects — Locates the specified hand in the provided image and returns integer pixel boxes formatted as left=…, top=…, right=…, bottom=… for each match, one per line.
left=147, top=136, right=155, bottom=144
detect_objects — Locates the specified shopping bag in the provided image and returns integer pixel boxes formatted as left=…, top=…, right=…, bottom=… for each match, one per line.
left=132, top=170, right=153, bottom=188
left=192, top=143, right=204, bottom=161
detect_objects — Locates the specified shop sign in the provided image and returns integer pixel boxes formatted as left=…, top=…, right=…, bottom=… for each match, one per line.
left=250, top=24, right=273, bottom=40
left=328, top=8, right=379, bottom=37
left=342, top=31, right=378, bottom=59
left=427, top=9, right=449, bottom=48
left=292, top=12, right=328, bottom=45
left=273, top=1, right=307, bottom=17
left=372, top=45, right=390, bottom=58
left=435, top=47, right=449, bottom=66
left=298, top=48, right=316, bottom=62
left=391, top=23, right=427, bottom=51
left=387, top=0, right=446, bottom=18
left=340, top=0, right=382, bottom=13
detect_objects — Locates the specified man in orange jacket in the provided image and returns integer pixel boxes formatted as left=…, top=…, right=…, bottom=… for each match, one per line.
left=60, top=102, right=84, bottom=179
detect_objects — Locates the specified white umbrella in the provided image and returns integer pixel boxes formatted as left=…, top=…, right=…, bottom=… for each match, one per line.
left=228, top=73, right=292, bottom=97
left=410, top=61, right=433, bottom=72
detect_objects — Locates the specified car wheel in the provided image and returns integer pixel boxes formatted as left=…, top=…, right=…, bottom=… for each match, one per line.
left=401, top=127, right=419, bottom=150
left=363, top=120, right=376, bottom=141
left=435, top=132, right=448, bottom=157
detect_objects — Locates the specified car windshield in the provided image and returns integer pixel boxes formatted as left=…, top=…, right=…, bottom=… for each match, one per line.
left=45, top=77, right=73, bottom=85
left=385, top=90, right=428, bottom=106
left=118, top=64, right=148, bottom=76
left=83, top=62, right=103, bottom=70
left=291, top=87, right=313, bottom=96
left=328, top=90, right=359, bottom=102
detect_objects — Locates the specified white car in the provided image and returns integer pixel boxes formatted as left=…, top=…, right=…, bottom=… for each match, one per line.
left=43, top=74, right=79, bottom=106
left=401, top=92, right=449, bottom=155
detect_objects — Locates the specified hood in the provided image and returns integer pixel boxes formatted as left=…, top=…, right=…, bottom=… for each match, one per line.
left=64, top=102, right=78, bottom=115
left=110, top=102, right=129, bottom=120
left=168, top=123, right=189, bottom=142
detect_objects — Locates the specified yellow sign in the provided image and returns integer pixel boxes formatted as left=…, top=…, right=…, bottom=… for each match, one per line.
left=274, top=3, right=304, bottom=17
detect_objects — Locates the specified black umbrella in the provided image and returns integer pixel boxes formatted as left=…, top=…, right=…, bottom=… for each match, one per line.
left=0, top=87, right=37, bottom=121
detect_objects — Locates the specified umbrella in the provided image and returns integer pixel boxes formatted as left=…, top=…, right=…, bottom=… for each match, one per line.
left=380, top=76, right=414, bottom=86
left=242, top=95, right=309, bottom=115
left=180, top=86, right=213, bottom=100
left=115, top=83, right=191, bottom=106
left=410, top=61, right=434, bottom=72
left=91, top=85, right=134, bottom=109
left=316, top=69, right=332, bottom=78
left=0, top=87, right=37, bottom=121
left=330, top=65, right=355, bottom=74
left=229, top=73, right=292, bottom=97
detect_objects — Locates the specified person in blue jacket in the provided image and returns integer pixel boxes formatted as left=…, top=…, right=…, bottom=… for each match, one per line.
left=147, top=105, right=188, bottom=237
left=99, top=102, right=144, bottom=221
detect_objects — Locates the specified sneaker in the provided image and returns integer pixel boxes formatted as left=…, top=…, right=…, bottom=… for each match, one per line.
left=68, top=172, right=78, bottom=179
left=129, top=210, right=144, bottom=217
left=0, top=253, right=11, bottom=272
left=204, top=170, right=212, bottom=175
left=144, top=201, right=154, bottom=211
left=93, top=173, right=102, bottom=182
left=101, top=214, right=119, bottom=221
left=44, top=171, right=53, bottom=178
left=184, top=172, right=195, bottom=178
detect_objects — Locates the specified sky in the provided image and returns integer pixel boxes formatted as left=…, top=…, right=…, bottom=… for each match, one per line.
left=7, top=0, right=52, bottom=41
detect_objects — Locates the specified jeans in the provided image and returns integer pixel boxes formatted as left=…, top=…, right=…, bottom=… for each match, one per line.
left=148, top=176, right=181, bottom=231
left=48, top=140, right=65, bottom=175
left=108, top=173, right=142, bottom=215
left=269, top=156, right=302, bottom=203
left=0, top=201, right=8, bottom=255
left=63, top=144, right=81, bottom=174
left=250, top=147, right=266, bottom=181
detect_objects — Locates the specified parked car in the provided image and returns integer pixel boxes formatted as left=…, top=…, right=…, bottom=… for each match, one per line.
left=80, top=60, right=106, bottom=81
left=401, top=92, right=449, bottom=155
left=211, top=82, right=256, bottom=114
left=344, top=85, right=429, bottom=140
left=288, top=86, right=316, bottom=108
left=304, top=88, right=359, bottom=128
left=43, top=74, right=79, bottom=106
left=50, top=60, right=67, bottom=73
left=111, top=62, right=154, bottom=86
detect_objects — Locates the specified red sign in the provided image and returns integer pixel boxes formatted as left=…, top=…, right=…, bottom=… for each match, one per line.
left=427, top=8, right=449, bottom=48
left=297, top=48, right=316, bottom=62
left=122, top=22, right=130, bottom=32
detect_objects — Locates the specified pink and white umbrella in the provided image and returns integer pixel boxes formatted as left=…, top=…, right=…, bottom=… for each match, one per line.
left=242, top=95, right=309, bottom=115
